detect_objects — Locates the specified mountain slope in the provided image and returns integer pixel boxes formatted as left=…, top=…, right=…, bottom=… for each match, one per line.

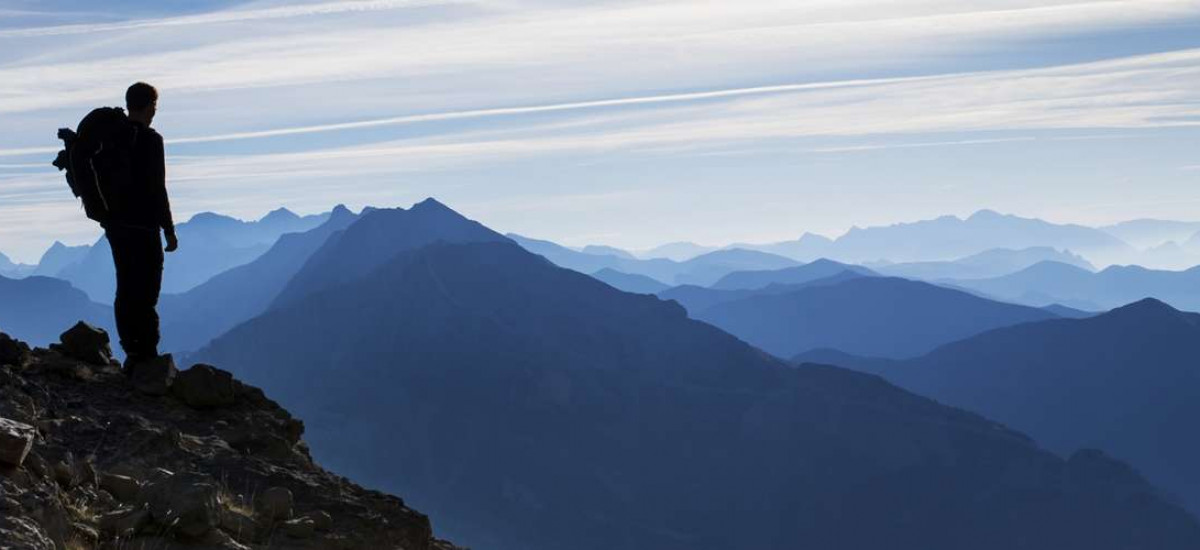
left=590, top=268, right=669, bottom=294
left=816, top=299, right=1200, bottom=514
left=193, top=205, right=1200, bottom=550
left=695, top=276, right=1058, bottom=359
left=658, top=270, right=865, bottom=313
left=0, top=275, right=113, bottom=347
left=31, top=241, right=91, bottom=277
left=159, top=205, right=359, bottom=354
left=711, top=258, right=874, bottom=290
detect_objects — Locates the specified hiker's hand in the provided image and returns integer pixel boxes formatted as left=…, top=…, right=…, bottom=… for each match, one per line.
left=164, top=232, right=179, bottom=253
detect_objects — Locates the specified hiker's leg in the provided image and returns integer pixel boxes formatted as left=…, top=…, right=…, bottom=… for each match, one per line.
left=107, top=227, right=140, bottom=355
left=108, top=226, right=163, bottom=358
left=125, top=228, right=163, bottom=357
left=141, top=231, right=164, bottom=355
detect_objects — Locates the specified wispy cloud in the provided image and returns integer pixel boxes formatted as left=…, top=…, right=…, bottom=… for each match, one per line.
left=0, top=0, right=468, bottom=38
left=2, top=0, right=1200, bottom=261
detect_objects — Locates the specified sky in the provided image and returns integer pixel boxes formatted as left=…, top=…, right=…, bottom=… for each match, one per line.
left=1, top=0, right=1199, bottom=263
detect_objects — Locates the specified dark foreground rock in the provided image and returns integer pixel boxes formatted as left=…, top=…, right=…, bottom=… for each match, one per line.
left=0, top=331, right=458, bottom=550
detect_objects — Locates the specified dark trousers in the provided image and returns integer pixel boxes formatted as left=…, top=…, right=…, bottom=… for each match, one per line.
left=105, top=225, right=163, bottom=358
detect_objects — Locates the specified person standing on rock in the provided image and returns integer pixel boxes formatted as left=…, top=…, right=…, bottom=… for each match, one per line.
left=106, top=82, right=178, bottom=367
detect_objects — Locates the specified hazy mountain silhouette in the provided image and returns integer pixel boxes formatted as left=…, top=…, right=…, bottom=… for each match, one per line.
left=950, top=261, right=1200, bottom=312
left=581, top=244, right=635, bottom=259
left=1187, top=231, right=1200, bottom=249
left=803, top=299, right=1200, bottom=514
left=727, top=232, right=835, bottom=261
left=190, top=201, right=1199, bottom=550
left=0, top=274, right=113, bottom=346
left=0, top=251, right=34, bottom=278
left=872, top=247, right=1094, bottom=281
left=57, top=208, right=331, bottom=302
left=509, top=234, right=798, bottom=286
left=158, top=205, right=359, bottom=354
left=658, top=270, right=865, bottom=312
left=826, top=210, right=1134, bottom=264
left=694, top=276, right=1058, bottom=359
left=671, top=249, right=798, bottom=286
left=1138, top=240, right=1200, bottom=271
left=636, top=241, right=717, bottom=261
left=31, top=241, right=91, bottom=277
left=1101, top=219, right=1200, bottom=249
left=590, top=268, right=669, bottom=294
left=623, top=211, right=1134, bottom=266
left=711, top=258, right=874, bottom=290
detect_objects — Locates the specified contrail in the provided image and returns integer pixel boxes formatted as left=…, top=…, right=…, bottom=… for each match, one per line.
left=0, top=0, right=465, bottom=38
left=167, top=74, right=939, bottom=145
left=0, top=72, right=955, bottom=158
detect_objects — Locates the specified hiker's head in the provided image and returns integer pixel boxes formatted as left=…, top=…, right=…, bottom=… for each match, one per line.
left=126, top=82, right=158, bottom=125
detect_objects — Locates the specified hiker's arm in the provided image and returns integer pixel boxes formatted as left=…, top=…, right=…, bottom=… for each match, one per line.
left=154, top=134, right=175, bottom=235
left=154, top=134, right=178, bottom=251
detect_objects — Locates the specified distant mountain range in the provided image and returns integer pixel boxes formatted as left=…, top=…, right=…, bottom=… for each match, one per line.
left=676, top=275, right=1058, bottom=359
left=159, top=205, right=360, bottom=354
left=0, top=274, right=113, bottom=347
left=508, top=234, right=797, bottom=286
left=634, top=241, right=718, bottom=261
left=870, top=247, right=1095, bottom=281
left=31, top=241, right=90, bottom=277
left=605, top=210, right=1141, bottom=266
left=55, top=207, right=331, bottom=303
left=190, top=200, right=1199, bottom=550
left=0, top=251, right=34, bottom=278
left=798, top=299, right=1200, bottom=514
left=1100, top=220, right=1200, bottom=249
left=947, top=261, right=1200, bottom=312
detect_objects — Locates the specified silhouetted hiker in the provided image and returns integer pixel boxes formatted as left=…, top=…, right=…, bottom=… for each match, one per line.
left=106, top=82, right=177, bottom=366
left=52, top=83, right=178, bottom=366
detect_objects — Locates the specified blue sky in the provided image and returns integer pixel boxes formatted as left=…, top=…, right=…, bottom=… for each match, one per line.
left=1, top=0, right=1199, bottom=262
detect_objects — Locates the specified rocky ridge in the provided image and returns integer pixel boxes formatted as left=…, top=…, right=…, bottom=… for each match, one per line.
left=0, top=324, right=457, bottom=550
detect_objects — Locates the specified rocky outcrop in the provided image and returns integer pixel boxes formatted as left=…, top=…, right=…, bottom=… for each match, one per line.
left=0, top=329, right=457, bottom=550
left=53, top=322, right=114, bottom=366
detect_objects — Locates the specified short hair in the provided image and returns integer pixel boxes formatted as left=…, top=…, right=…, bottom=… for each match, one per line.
left=126, top=82, right=158, bottom=112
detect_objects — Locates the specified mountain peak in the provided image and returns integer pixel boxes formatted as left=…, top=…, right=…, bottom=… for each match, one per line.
left=261, top=207, right=300, bottom=223
left=968, top=209, right=1006, bottom=221
left=1106, top=297, right=1180, bottom=317
left=411, top=197, right=453, bottom=213
left=186, top=211, right=239, bottom=225
left=328, top=203, right=355, bottom=222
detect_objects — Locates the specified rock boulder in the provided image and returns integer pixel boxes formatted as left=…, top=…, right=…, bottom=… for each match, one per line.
left=173, top=363, right=237, bottom=409
left=0, top=417, right=35, bottom=467
left=56, top=322, right=113, bottom=365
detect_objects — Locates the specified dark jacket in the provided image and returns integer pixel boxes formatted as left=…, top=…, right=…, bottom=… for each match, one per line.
left=107, top=120, right=174, bottom=234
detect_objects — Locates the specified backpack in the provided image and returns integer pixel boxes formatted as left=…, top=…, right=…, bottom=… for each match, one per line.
left=51, top=107, right=140, bottom=224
